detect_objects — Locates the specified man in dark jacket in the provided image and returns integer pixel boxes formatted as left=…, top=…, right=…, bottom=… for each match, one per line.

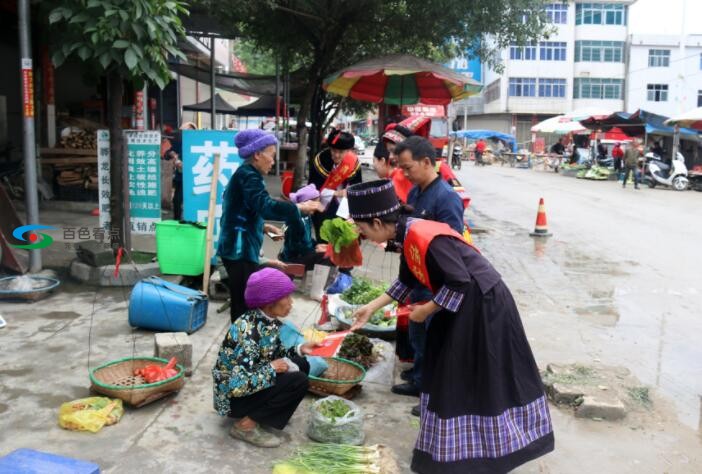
left=622, top=138, right=642, bottom=189
left=392, top=136, right=464, bottom=417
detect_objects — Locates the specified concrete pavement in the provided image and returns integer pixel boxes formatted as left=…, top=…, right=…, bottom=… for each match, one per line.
left=1, top=167, right=701, bottom=472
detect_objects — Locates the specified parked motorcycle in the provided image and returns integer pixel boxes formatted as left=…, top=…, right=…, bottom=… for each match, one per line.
left=687, top=170, right=702, bottom=192
left=451, top=144, right=462, bottom=170
left=643, top=152, right=689, bottom=191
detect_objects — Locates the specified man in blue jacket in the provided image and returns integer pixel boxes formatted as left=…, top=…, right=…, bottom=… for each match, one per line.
left=392, top=136, right=464, bottom=416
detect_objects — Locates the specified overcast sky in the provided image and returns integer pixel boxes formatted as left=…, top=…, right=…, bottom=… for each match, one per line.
left=629, top=0, right=702, bottom=35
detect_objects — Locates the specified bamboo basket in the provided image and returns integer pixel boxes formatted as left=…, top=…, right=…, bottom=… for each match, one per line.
left=308, top=357, right=366, bottom=396
left=90, top=357, right=185, bottom=407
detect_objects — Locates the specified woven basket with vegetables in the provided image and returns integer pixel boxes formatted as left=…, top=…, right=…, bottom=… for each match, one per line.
left=308, top=357, right=365, bottom=396
left=90, top=356, right=185, bottom=407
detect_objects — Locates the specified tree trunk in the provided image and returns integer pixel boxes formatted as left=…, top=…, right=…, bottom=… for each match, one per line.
left=107, top=70, right=125, bottom=250
left=293, top=82, right=316, bottom=190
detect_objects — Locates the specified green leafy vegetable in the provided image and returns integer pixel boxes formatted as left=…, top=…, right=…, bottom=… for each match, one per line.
left=338, top=333, right=377, bottom=369
left=317, top=399, right=352, bottom=422
left=320, top=218, right=358, bottom=253
left=340, top=278, right=388, bottom=305
left=273, top=444, right=382, bottom=474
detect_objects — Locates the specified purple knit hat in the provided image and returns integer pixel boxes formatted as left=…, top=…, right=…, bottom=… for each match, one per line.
left=245, top=267, right=295, bottom=308
left=235, top=129, right=278, bottom=158
left=289, top=183, right=320, bottom=204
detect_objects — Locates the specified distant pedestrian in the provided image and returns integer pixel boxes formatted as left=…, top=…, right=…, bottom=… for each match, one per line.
left=622, top=138, right=642, bottom=189
left=474, top=138, right=487, bottom=165
left=596, top=139, right=607, bottom=162
left=612, top=142, right=624, bottom=174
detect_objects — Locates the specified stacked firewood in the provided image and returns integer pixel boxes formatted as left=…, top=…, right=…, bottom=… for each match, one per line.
left=55, top=165, right=98, bottom=189
left=59, top=130, right=97, bottom=150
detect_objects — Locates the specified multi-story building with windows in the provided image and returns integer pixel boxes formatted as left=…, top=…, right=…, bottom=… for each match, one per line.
left=626, top=34, right=702, bottom=117
left=452, top=0, right=635, bottom=144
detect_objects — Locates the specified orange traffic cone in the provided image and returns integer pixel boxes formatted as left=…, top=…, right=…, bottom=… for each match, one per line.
left=529, top=198, right=552, bottom=237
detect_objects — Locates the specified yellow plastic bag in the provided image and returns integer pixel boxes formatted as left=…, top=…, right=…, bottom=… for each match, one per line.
left=58, top=397, right=124, bottom=433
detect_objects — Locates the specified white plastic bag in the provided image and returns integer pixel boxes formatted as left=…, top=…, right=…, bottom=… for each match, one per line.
left=309, top=264, right=331, bottom=301
left=307, top=395, right=364, bottom=445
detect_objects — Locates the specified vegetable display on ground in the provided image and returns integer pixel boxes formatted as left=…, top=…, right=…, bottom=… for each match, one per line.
left=338, top=333, right=378, bottom=369
left=340, top=278, right=388, bottom=305
left=273, top=444, right=382, bottom=474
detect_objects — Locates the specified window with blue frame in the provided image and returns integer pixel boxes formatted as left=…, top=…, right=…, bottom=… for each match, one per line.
left=538, top=79, right=567, bottom=97
left=574, top=41, right=624, bottom=62
left=576, top=3, right=626, bottom=25
left=648, top=49, right=670, bottom=67
left=545, top=3, right=568, bottom=24
left=540, top=42, right=567, bottom=61
left=510, top=43, right=537, bottom=60
left=573, top=78, right=623, bottom=99
left=647, top=84, right=668, bottom=102
left=509, top=78, right=537, bottom=97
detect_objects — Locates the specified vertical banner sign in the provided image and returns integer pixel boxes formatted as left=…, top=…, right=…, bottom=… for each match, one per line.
left=134, top=91, right=145, bottom=130
left=21, top=58, right=34, bottom=118
left=182, top=130, right=241, bottom=258
left=96, top=130, right=111, bottom=229
left=125, top=130, right=161, bottom=234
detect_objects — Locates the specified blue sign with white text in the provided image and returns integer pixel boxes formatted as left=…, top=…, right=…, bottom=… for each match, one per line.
left=182, top=130, right=242, bottom=257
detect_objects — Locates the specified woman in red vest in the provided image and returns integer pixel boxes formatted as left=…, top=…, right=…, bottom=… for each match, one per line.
left=347, top=179, right=554, bottom=474
left=374, top=123, right=413, bottom=202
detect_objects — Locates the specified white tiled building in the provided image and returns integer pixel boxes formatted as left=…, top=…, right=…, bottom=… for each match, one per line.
left=454, top=1, right=637, bottom=143
left=626, top=34, right=702, bottom=117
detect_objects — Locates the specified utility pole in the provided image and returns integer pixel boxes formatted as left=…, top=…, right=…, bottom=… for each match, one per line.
left=18, top=0, right=41, bottom=272
left=210, top=36, right=216, bottom=129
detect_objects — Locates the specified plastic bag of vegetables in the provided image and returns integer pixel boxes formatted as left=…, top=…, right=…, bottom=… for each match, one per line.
left=307, top=395, right=364, bottom=445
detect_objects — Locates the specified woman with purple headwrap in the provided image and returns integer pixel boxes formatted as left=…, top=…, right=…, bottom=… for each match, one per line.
left=212, top=268, right=319, bottom=448
left=218, top=129, right=321, bottom=323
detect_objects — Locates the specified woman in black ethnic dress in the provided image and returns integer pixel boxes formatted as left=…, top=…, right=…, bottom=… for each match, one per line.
left=347, top=179, right=554, bottom=474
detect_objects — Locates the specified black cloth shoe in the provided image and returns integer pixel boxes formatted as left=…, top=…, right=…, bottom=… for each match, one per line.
left=400, top=369, right=413, bottom=382
left=411, top=405, right=420, bottom=417
left=391, top=382, right=420, bottom=397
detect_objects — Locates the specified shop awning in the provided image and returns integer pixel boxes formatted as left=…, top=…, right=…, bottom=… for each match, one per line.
left=580, top=110, right=700, bottom=140
left=232, top=95, right=281, bottom=117
left=183, top=93, right=240, bottom=115
left=169, top=63, right=305, bottom=101
left=450, top=129, right=517, bottom=152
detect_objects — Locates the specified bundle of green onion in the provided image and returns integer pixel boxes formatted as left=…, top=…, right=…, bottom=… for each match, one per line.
left=272, top=443, right=382, bottom=474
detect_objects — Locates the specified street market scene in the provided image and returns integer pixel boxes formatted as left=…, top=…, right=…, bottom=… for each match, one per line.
left=1, top=0, right=701, bottom=473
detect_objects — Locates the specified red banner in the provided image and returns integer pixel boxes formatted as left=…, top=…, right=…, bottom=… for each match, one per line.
left=134, top=91, right=144, bottom=130
left=21, top=58, right=34, bottom=118
left=42, top=49, right=55, bottom=105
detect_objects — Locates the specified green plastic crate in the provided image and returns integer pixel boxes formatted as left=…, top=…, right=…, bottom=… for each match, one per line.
left=155, top=220, right=207, bottom=275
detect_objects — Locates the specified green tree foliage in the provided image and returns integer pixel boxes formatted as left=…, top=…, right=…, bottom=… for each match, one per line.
left=48, top=0, right=188, bottom=89
left=47, top=0, right=188, bottom=245
left=202, top=0, right=554, bottom=187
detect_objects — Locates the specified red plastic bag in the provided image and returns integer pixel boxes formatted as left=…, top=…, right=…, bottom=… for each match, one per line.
left=325, top=240, right=363, bottom=267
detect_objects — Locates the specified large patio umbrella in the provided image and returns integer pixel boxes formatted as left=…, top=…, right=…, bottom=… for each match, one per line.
left=531, top=115, right=588, bottom=135
left=561, top=107, right=613, bottom=122
left=664, top=107, right=702, bottom=130
left=323, top=54, right=482, bottom=105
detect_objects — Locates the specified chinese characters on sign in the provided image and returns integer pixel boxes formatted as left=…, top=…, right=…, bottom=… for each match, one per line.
left=126, top=130, right=161, bottom=234
left=62, top=226, right=121, bottom=250
left=21, top=58, right=34, bottom=118
left=96, top=130, right=111, bottom=229
left=182, top=130, right=241, bottom=258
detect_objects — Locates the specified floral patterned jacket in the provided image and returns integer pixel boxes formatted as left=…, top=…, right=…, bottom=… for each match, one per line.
left=212, top=309, right=299, bottom=416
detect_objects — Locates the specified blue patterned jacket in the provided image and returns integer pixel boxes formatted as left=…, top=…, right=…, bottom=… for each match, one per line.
left=212, top=310, right=298, bottom=415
